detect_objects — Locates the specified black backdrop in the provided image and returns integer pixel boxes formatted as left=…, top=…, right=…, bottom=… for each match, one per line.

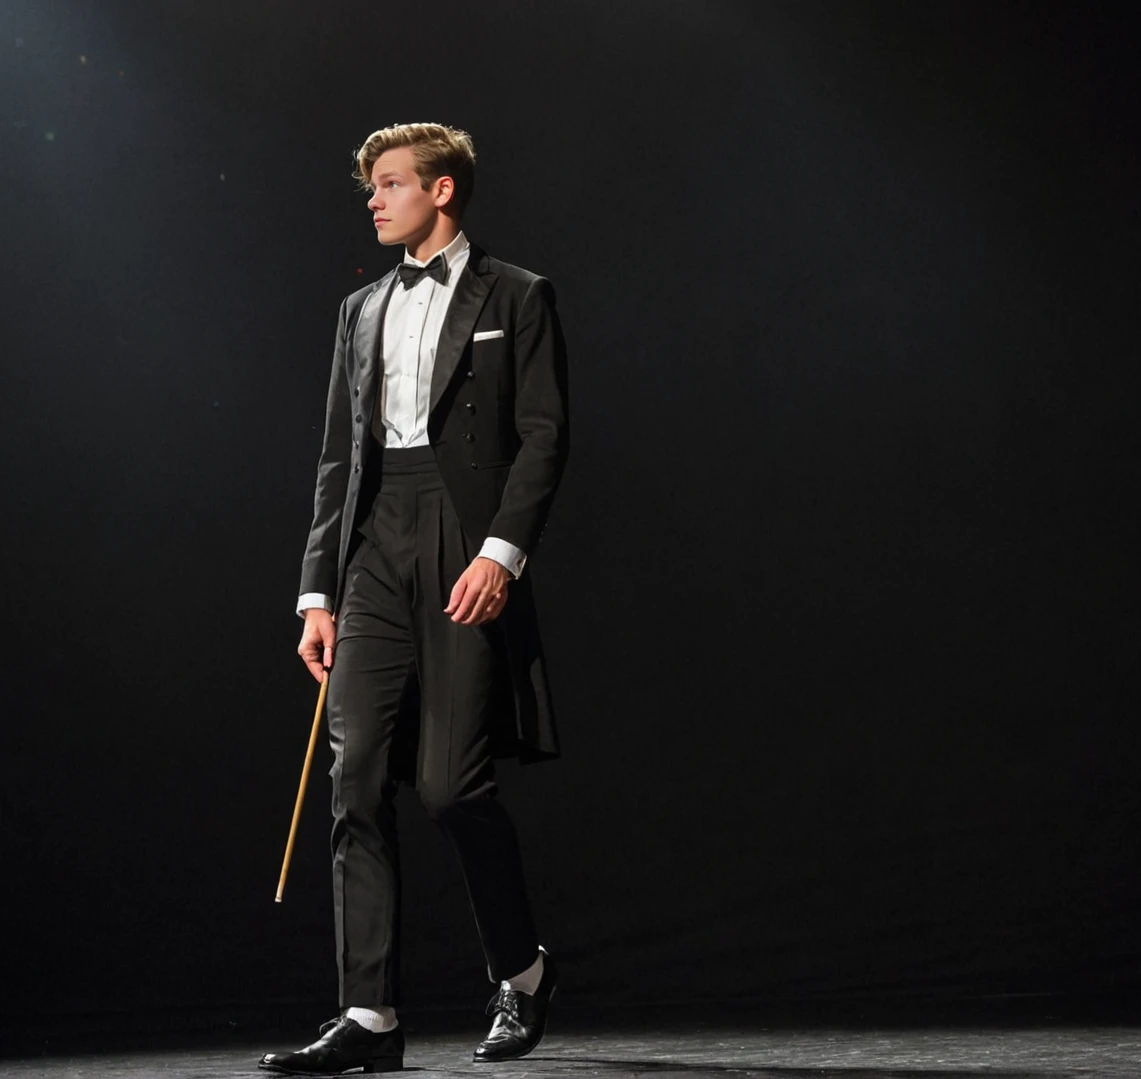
left=1, top=0, right=1138, bottom=1027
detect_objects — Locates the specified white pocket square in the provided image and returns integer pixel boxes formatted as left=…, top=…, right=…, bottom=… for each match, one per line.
left=473, top=329, right=505, bottom=342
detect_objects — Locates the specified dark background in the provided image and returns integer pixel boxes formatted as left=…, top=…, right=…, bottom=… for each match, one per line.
left=1, top=0, right=1138, bottom=1031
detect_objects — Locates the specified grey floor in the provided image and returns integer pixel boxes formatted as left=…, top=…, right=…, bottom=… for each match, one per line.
left=4, top=1019, right=1141, bottom=1079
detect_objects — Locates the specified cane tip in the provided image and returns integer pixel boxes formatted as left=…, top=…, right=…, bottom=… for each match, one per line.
left=274, top=895, right=282, bottom=904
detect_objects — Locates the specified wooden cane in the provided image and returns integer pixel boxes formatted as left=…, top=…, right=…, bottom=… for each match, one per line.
left=275, top=669, right=330, bottom=903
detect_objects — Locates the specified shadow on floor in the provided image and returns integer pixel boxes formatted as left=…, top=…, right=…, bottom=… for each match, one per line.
left=528, top=1056, right=1051, bottom=1079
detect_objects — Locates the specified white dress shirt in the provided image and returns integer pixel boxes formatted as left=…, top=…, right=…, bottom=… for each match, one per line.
left=297, top=231, right=525, bottom=616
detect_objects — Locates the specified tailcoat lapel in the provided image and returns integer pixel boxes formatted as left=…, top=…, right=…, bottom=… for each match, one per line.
left=353, top=268, right=398, bottom=388
left=430, top=245, right=497, bottom=414
left=351, top=269, right=396, bottom=471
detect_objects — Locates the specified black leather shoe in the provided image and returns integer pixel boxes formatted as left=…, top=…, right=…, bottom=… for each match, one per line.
left=259, top=1015, right=404, bottom=1074
left=473, top=946, right=559, bottom=1063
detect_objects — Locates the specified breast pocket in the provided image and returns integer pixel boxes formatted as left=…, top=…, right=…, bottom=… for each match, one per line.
left=471, top=331, right=514, bottom=400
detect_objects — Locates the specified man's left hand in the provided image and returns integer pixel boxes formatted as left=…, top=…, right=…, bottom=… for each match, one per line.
left=445, top=556, right=510, bottom=625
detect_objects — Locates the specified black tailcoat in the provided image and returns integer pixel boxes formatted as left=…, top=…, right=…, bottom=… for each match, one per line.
left=298, top=243, right=569, bottom=770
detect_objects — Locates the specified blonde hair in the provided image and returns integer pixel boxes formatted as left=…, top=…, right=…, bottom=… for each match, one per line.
left=355, top=122, right=476, bottom=216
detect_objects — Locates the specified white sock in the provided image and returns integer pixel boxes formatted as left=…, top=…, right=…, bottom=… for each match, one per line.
left=345, top=1006, right=399, bottom=1033
left=503, top=949, right=544, bottom=996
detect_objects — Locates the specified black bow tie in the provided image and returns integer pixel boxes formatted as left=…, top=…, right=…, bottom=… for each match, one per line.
left=396, top=253, right=448, bottom=290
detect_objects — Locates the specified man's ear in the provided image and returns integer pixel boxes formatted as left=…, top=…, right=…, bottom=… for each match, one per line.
left=433, top=175, right=456, bottom=208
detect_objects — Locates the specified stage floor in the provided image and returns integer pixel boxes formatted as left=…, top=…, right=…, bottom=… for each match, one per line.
left=3, top=1009, right=1141, bottom=1079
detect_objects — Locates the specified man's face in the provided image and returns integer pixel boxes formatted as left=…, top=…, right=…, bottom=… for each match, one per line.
left=366, top=146, right=443, bottom=247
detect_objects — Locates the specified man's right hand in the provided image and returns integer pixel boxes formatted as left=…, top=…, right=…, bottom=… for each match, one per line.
left=298, top=608, right=336, bottom=682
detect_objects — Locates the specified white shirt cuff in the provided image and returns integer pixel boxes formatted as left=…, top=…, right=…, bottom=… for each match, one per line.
left=297, top=592, right=334, bottom=618
left=478, top=537, right=527, bottom=579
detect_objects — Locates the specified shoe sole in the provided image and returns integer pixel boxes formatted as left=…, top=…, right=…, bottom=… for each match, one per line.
left=258, top=1057, right=403, bottom=1075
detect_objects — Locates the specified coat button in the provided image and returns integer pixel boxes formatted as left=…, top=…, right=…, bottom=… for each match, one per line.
left=470, top=462, right=478, bottom=470
left=463, top=432, right=474, bottom=443
left=355, top=414, right=363, bottom=423
left=353, top=463, right=360, bottom=473
left=354, top=387, right=360, bottom=397
left=464, top=402, right=475, bottom=412
left=466, top=370, right=474, bottom=379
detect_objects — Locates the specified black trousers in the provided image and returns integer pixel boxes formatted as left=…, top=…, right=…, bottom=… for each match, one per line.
left=326, top=444, right=539, bottom=1008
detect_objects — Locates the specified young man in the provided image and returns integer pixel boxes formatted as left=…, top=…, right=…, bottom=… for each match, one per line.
left=260, top=123, right=569, bottom=1075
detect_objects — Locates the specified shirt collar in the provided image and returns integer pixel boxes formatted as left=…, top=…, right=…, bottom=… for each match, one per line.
left=402, top=230, right=469, bottom=280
